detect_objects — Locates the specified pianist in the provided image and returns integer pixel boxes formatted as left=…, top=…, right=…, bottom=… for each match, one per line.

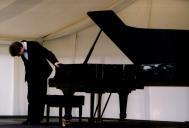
left=9, top=40, right=61, bottom=125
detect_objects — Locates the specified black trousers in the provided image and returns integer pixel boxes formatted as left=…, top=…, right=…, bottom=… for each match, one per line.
left=27, top=74, right=48, bottom=123
left=62, top=88, right=75, bottom=120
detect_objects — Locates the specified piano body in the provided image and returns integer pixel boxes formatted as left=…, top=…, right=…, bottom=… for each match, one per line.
left=49, top=10, right=189, bottom=121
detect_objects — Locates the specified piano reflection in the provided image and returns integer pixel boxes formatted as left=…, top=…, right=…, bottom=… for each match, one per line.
left=49, top=10, right=189, bottom=121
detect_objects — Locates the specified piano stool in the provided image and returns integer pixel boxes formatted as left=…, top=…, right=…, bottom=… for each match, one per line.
left=45, top=95, right=85, bottom=125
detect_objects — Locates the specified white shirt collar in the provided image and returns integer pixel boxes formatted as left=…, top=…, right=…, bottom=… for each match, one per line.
left=21, top=41, right=28, bottom=60
left=21, top=41, right=27, bottom=51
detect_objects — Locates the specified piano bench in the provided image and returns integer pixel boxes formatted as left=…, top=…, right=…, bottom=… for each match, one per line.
left=45, top=95, right=85, bottom=125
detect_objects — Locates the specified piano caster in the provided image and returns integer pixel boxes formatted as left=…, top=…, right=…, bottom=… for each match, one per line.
left=185, top=121, right=189, bottom=126
left=119, top=114, right=126, bottom=121
left=88, top=118, right=94, bottom=123
left=95, top=117, right=103, bottom=123
left=88, top=118, right=103, bottom=124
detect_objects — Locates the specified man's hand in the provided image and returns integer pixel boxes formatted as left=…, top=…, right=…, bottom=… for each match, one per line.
left=54, top=62, right=62, bottom=68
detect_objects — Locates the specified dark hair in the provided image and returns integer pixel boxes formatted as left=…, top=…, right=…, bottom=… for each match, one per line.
left=9, top=42, right=23, bottom=56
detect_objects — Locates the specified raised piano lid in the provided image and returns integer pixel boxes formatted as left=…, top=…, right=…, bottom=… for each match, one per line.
left=87, top=10, right=189, bottom=65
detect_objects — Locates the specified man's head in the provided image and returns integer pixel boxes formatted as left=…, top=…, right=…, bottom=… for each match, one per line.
left=9, top=42, right=24, bottom=56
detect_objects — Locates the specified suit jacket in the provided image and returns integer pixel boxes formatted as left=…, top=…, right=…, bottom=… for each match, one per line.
left=21, top=41, right=58, bottom=81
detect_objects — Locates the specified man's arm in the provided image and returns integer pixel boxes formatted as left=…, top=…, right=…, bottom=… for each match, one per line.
left=31, top=41, right=61, bottom=67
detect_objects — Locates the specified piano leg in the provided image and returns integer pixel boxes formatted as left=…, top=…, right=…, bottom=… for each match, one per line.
left=89, top=93, right=95, bottom=122
left=89, top=93, right=103, bottom=122
left=97, top=93, right=102, bottom=121
left=61, top=88, right=75, bottom=120
left=118, top=89, right=131, bottom=120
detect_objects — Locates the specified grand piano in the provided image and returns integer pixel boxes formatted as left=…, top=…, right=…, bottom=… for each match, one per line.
left=49, top=10, right=189, bottom=121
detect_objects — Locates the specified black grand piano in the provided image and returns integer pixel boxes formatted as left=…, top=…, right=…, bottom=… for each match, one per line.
left=49, top=10, right=189, bottom=121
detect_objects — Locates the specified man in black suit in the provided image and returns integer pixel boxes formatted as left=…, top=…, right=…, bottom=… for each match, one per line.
left=9, top=40, right=61, bottom=124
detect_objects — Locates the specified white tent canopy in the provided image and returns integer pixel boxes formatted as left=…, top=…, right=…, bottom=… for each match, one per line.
left=0, top=0, right=135, bottom=42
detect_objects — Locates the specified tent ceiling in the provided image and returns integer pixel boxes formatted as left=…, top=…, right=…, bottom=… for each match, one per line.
left=0, top=0, right=135, bottom=42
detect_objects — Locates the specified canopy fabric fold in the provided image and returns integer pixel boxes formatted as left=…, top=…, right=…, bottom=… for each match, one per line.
left=0, top=0, right=136, bottom=42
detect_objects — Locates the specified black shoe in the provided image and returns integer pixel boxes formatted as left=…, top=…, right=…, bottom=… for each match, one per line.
left=22, top=120, right=40, bottom=125
left=22, top=120, right=31, bottom=125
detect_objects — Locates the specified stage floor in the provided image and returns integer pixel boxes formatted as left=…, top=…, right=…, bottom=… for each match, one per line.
left=0, top=117, right=188, bottom=128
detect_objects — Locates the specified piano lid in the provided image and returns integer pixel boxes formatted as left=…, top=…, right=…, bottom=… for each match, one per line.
left=87, top=10, right=189, bottom=64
